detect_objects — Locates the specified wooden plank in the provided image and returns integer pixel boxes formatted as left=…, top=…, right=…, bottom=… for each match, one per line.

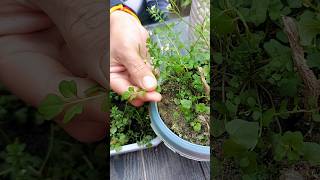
left=200, top=161, right=210, bottom=180
left=110, top=150, right=146, bottom=180
left=142, top=143, right=206, bottom=180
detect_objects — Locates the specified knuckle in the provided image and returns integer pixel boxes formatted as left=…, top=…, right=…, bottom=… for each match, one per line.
left=64, top=1, right=106, bottom=41
left=130, top=61, right=148, bottom=75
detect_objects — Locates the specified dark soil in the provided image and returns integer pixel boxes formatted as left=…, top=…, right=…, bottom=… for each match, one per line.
left=158, top=81, right=209, bottom=146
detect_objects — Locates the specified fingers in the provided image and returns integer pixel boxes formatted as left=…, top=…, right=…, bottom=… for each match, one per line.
left=0, top=11, right=52, bottom=35
left=0, top=50, right=107, bottom=142
left=110, top=69, right=161, bottom=107
left=121, top=52, right=158, bottom=92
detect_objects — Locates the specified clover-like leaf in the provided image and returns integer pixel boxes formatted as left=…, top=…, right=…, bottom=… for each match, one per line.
left=38, top=94, right=64, bottom=120
left=59, top=80, right=77, bottom=98
left=63, top=104, right=84, bottom=124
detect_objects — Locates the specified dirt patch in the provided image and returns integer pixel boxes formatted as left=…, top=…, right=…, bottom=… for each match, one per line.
left=158, top=81, right=209, bottom=146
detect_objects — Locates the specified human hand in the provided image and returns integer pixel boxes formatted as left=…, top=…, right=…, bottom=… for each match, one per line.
left=110, top=11, right=162, bottom=107
left=0, top=0, right=108, bottom=142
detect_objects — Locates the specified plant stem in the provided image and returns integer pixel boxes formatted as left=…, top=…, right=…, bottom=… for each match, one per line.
left=82, top=155, right=95, bottom=170
left=39, top=124, right=54, bottom=175
left=64, top=93, right=106, bottom=106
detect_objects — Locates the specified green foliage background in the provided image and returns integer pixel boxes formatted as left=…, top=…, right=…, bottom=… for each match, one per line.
left=212, top=0, right=320, bottom=179
left=0, top=84, right=107, bottom=179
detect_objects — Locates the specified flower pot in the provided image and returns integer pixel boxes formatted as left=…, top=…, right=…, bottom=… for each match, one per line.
left=110, top=137, right=161, bottom=156
left=149, top=102, right=210, bottom=161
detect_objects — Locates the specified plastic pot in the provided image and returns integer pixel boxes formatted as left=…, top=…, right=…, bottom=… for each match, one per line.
left=110, top=137, right=162, bottom=156
left=149, top=102, right=210, bottom=161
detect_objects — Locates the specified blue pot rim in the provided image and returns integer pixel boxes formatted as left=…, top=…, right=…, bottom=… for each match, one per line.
left=149, top=102, right=210, bottom=161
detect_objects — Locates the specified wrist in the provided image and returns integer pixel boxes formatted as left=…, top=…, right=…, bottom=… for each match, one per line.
left=110, top=4, right=141, bottom=24
left=110, top=10, right=140, bottom=27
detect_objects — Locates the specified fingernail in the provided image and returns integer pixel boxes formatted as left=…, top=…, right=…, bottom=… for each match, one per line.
left=143, top=76, right=157, bottom=90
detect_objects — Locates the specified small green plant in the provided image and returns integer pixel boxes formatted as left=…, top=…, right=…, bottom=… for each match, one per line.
left=38, top=80, right=107, bottom=122
left=38, top=79, right=155, bottom=152
left=147, top=1, right=210, bottom=146
left=110, top=90, right=155, bottom=151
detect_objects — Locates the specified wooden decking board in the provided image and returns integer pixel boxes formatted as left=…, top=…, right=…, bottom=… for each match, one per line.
left=110, top=150, right=145, bottom=180
left=200, top=161, right=211, bottom=180
left=110, top=143, right=210, bottom=180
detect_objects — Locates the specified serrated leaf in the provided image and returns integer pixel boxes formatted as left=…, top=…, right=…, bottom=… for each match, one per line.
left=63, top=104, right=83, bottom=123
left=59, top=80, right=77, bottom=98
left=38, top=94, right=64, bottom=120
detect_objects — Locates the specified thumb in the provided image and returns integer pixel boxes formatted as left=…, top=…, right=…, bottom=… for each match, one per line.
left=124, top=53, right=158, bottom=91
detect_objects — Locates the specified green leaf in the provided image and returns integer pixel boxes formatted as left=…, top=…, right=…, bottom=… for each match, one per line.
left=279, top=100, right=287, bottom=111
left=302, top=142, right=320, bottom=165
left=278, top=77, right=299, bottom=97
left=264, top=39, right=290, bottom=57
left=307, top=52, right=320, bottom=69
left=274, top=131, right=304, bottom=161
left=212, top=119, right=225, bottom=137
left=247, top=97, right=256, bottom=107
left=195, top=103, right=209, bottom=113
left=180, top=99, right=192, bottom=109
left=252, top=111, right=262, bottom=121
left=63, top=104, right=84, bottom=123
left=268, top=0, right=284, bottom=21
left=289, top=0, right=302, bottom=8
left=84, top=84, right=105, bottom=97
left=225, top=100, right=238, bottom=114
left=312, top=113, right=320, bottom=122
left=223, top=139, right=247, bottom=157
left=191, top=121, right=201, bottom=132
left=239, top=157, right=250, bottom=167
left=212, top=9, right=235, bottom=36
left=262, top=108, right=275, bottom=126
left=59, top=80, right=77, bottom=98
left=276, top=31, right=288, bottom=43
left=298, top=11, right=320, bottom=46
left=121, top=91, right=131, bottom=101
left=248, top=0, right=269, bottom=25
left=38, top=94, right=64, bottom=120
left=128, top=86, right=135, bottom=92
left=213, top=52, right=223, bottom=64
left=226, top=119, right=259, bottom=149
